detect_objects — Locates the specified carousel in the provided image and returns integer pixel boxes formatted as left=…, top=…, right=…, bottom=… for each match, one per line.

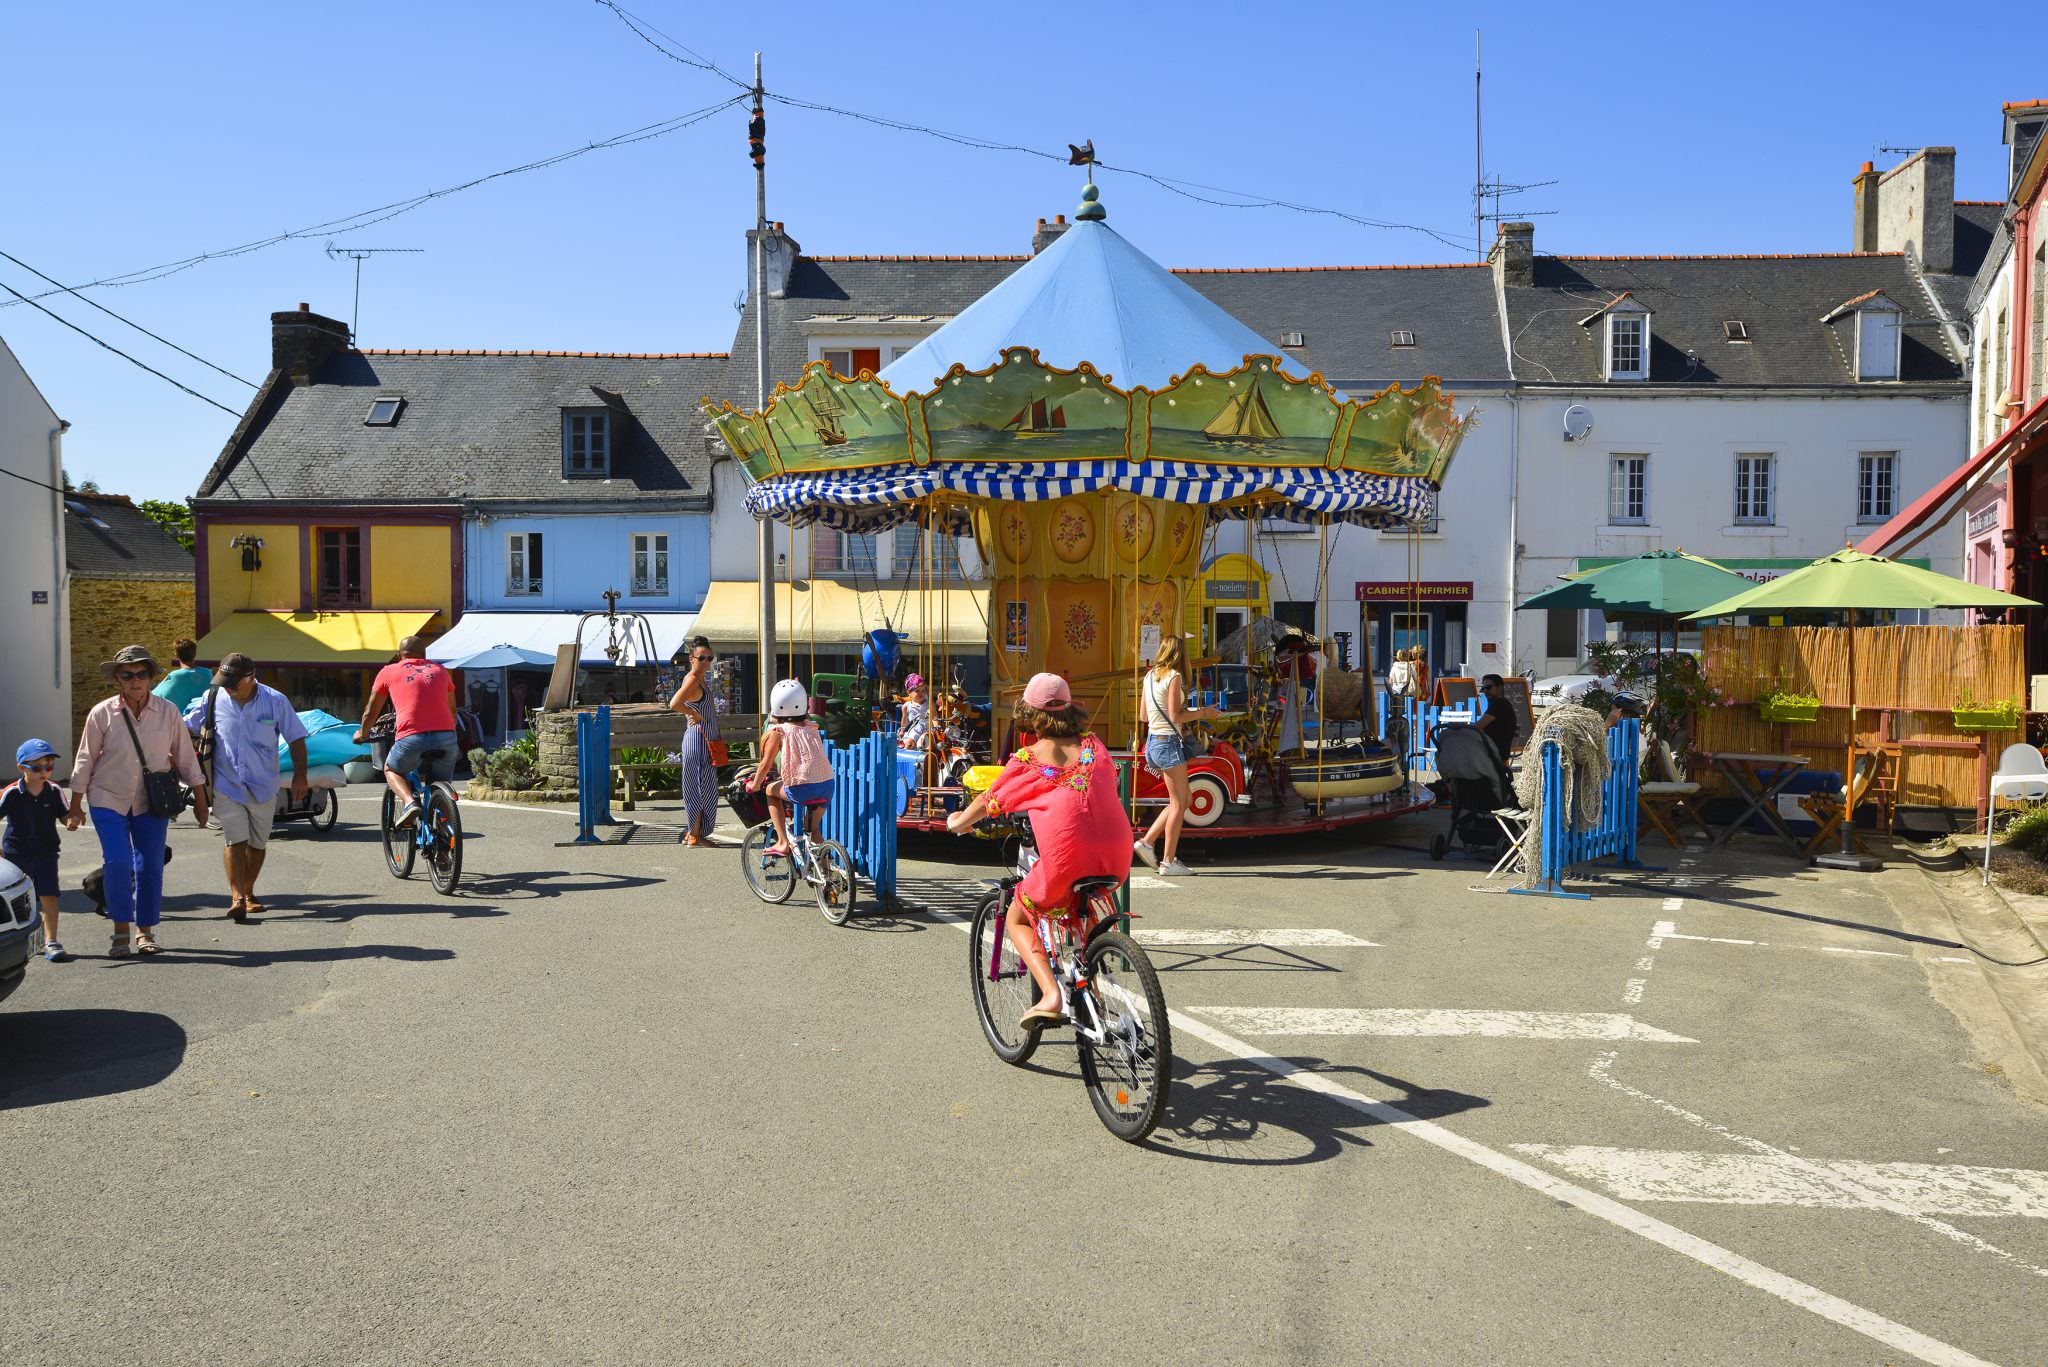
left=704, top=181, right=1474, bottom=839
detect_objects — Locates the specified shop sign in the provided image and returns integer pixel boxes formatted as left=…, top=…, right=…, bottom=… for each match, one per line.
left=1355, top=581, right=1472, bottom=602
left=1204, top=579, right=1257, bottom=600
left=1967, top=505, right=2001, bottom=538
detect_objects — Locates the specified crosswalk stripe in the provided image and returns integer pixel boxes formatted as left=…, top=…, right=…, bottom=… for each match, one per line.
left=1192, top=1007, right=1697, bottom=1043
left=1511, top=1145, right=2048, bottom=1219
left=1133, top=928, right=1381, bottom=948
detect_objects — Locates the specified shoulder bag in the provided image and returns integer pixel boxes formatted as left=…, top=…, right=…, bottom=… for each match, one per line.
left=121, top=705, right=189, bottom=821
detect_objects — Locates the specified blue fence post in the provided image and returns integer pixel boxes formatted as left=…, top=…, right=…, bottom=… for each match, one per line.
left=818, top=721, right=897, bottom=907
left=569, top=713, right=601, bottom=845
left=593, top=705, right=620, bottom=828
left=1614, top=718, right=1643, bottom=868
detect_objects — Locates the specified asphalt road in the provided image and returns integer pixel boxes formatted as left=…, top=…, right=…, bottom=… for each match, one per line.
left=4, top=790, right=2044, bottom=1366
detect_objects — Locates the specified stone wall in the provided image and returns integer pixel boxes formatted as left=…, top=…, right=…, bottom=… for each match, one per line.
left=69, top=576, right=195, bottom=743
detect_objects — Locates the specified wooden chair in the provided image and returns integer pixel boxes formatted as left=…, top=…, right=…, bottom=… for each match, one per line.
left=1797, top=749, right=1888, bottom=858
left=1638, top=740, right=1712, bottom=847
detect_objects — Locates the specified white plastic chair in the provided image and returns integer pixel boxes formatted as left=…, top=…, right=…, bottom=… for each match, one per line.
left=1984, top=743, right=2048, bottom=884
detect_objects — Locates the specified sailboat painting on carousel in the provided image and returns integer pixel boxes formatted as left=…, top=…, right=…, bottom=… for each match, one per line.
left=925, top=351, right=1123, bottom=460
left=1149, top=359, right=1338, bottom=465
left=757, top=363, right=910, bottom=469
left=1006, top=394, right=1068, bottom=438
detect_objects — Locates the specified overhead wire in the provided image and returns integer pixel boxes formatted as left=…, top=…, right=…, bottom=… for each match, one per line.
left=0, top=277, right=243, bottom=417
left=0, top=247, right=259, bottom=388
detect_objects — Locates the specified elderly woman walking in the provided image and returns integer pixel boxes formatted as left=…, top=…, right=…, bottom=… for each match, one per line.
left=666, top=636, right=724, bottom=847
left=66, top=644, right=209, bottom=956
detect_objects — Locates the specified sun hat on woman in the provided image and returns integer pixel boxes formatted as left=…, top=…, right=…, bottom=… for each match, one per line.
left=100, top=644, right=161, bottom=683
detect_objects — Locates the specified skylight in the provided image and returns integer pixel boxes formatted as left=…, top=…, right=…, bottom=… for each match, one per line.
left=1390, top=330, right=1417, bottom=348
left=1724, top=320, right=1750, bottom=342
left=1279, top=331, right=1306, bottom=348
left=64, top=499, right=109, bottom=529
left=364, top=396, right=404, bottom=426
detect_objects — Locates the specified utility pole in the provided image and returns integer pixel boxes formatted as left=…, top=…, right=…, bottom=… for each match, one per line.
left=751, top=54, right=777, bottom=713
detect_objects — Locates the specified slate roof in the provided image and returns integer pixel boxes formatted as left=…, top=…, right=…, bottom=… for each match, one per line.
left=64, top=492, right=193, bottom=581
left=199, top=351, right=731, bottom=506
left=1502, top=252, right=1964, bottom=387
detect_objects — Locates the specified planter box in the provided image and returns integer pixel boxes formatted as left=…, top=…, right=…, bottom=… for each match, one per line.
left=1952, top=707, right=2019, bottom=733
left=1757, top=699, right=1821, bottom=725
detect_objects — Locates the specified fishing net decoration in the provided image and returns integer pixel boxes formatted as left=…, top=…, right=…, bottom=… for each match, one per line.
left=1512, top=704, right=1612, bottom=887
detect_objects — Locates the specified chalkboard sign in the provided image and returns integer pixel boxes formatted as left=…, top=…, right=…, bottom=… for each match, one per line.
left=1501, top=678, right=1535, bottom=753
left=1432, top=677, right=1479, bottom=712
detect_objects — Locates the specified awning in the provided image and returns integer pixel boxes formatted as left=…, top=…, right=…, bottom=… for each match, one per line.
left=1856, top=392, right=2048, bottom=558
left=423, top=610, right=699, bottom=667
left=195, top=610, right=439, bottom=668
left=693, top=581, right=988, bottom=650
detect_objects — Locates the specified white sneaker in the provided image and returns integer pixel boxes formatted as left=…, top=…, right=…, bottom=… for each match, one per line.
left=1133, top=841, right=1160, bottom=870
left=1158, top=859, right=1193, bottom=877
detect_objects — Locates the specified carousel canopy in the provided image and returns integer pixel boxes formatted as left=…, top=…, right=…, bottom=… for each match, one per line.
left=705, top=184, right=1473, bottom=532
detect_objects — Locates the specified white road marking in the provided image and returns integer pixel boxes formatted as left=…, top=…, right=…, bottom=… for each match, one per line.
left=1133, top=928, right=1381, bottom=948
left=1660, top=897, right=1686, bottom=911
left=921, top=903, right=2002, bottom=1364
left=1509, top=1145, right=2048, bottom=1219
left=1128, top=874, right=1178, bottom=890
left=1656, top=919, right=1962, bottom=964
left=1621, top=979, right=1647, bottom=1005
left=1192, top=1007, right=1698, bottom=1043
left=1634, top=955, right=1657, bottom=972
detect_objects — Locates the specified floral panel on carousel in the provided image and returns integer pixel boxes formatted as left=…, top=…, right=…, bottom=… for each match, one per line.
left=1044, top=579, right=1114, bottom=681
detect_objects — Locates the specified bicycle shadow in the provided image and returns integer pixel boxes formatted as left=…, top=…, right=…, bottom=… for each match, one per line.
left=1146, top=1055, right=1490, bottom=1166
left=454, top=871, right=664, bottom=902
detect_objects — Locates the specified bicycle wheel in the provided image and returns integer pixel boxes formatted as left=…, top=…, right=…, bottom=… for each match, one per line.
left=1076, top=925, right=1173, bottom=1143
left=380, top=790, right=416, bottom=879
left=814, top=840, right=858, bottom=926
left=740, top=824, right=795, bottom=904
left=967, top=888, right=1039, bottom=1066
left=425, top=787, right=463, bottom=895
left=310, top=788, right=338, bottom=833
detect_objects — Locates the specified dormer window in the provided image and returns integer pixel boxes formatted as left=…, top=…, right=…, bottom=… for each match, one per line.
left=365, top=396, right=404, bottom=426
left=1390, top=329, right=1417, bottom=348
left=563, top=410, right=610, bottom=478
left=1855, top=299, right=1901, bottom=381
left=1582, top=294, right=1650, bottom=381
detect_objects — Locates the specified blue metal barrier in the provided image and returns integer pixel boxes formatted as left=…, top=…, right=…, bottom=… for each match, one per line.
left=820, top=720, right=899, bottom=903
left=569, top=705, right=620, bottom=845
left=1509, top=718, right=1643, bottom=899
left=1376, top=695, right=1468, bottom=775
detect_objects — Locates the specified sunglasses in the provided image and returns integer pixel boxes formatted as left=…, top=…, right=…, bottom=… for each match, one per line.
left=20, top=760, right=56, bottom=772
left=115, top=668, right=152, bottom=681
left=692, top=654, right=715, bottom=663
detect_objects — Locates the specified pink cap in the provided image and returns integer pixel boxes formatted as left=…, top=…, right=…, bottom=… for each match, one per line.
left=903, top=673, right=924, bottom=692
left=1022, top=672, right=1071, bottom=708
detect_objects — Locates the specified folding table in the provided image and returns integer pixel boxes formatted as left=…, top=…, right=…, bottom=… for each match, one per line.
left=1698, top=751, right=1812, bottom=856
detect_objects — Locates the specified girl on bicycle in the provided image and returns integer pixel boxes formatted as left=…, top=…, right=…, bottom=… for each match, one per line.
left=749, top=679, right=834, bottom=858
left=947, top=673, right=1132, bottom=1030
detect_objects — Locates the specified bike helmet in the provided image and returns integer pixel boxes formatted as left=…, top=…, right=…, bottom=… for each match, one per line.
left=1610, top=689, right=1646, bottom=717
left=769, top=678, right=810, bottom=719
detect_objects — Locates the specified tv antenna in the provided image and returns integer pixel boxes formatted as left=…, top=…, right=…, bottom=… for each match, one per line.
left=1473, top=32, right=1558, bottom=259
left=323, top=242, right=424, bottom=342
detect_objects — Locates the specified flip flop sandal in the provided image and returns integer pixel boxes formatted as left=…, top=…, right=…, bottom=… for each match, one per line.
left=243, top=900, right=266, bottom=914
left=1019, top=1008, right=1068, bottom=1031
left=135, top=933, right=163, bottom=955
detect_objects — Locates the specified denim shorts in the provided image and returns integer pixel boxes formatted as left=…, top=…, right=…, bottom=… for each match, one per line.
left=7, top=850, right=58, bottom=899
left=786, top=778, right=835, bottom=809
left=387, top=731, right=459, bottom=784
left=1145, top=733, right=1192, bottom=774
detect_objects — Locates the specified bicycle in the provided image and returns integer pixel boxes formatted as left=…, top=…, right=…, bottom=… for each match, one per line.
left=379, top=750, right=463, bottom=895
left=731, top=778, right=858, bottom=925
left=966, top=811, right=1172, bottom=1143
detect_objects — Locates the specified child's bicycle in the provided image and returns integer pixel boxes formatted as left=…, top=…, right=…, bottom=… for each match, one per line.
left=966, top=803, right=1172, bottom=1144
left=379, top=753, right=462, bottom=895
left=727, top=769, right=859, bottom=925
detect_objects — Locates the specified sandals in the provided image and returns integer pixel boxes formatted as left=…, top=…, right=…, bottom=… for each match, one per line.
left=1019, top=1006, right=1068, bottom=1031
left=135, top=931, right=163, bottom=955
left=109, top=929, right=133, bottom=958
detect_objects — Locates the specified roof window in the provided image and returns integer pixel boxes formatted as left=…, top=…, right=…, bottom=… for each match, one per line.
left=1723, top=320, right=1750, bottom=342
left=1279, top=330, right=1307, bottom=348
left=64, top=499, right=109, bottom=529
left=364, top=396, right=404, bottom=426
left=1390, top=330, right=1417, bottom=348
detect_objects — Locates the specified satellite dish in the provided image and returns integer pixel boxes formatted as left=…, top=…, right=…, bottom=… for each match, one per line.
left=1562, top=404, right=1594, bottom=443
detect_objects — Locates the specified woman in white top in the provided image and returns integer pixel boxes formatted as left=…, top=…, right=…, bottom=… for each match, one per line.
left=1133, top=637, right=1219, bottom=877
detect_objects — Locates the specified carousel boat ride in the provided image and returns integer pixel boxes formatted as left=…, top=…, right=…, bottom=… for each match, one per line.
left=705, top=179, right=1472, bottom=840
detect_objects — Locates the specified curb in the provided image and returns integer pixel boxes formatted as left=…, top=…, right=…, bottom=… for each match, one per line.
left=1917, top=855, right=2048, bottom=1090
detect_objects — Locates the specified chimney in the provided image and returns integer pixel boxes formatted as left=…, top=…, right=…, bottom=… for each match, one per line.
left=1032, top=213, right=1069, bottom=255
left=269, top=303, right=351, bottom=385
left=1489, top=221, right=1534, bottom=290
left=1874, top=148, right=1956, bottom=273
left=745, top=220, right=802, bottom=299
left=1851, top=161, right=1881, bottom=253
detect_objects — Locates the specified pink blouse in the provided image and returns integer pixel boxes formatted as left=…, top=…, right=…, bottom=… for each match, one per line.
left=70, top=694, right=206, bottom=816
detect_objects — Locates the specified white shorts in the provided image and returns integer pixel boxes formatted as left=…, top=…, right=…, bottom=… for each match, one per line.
left=218, top=798, right=276, bottom=850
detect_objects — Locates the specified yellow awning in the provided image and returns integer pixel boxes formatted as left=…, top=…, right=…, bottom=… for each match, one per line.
left=195, top=610, right=441, bottom=668
left=694, top=581, right=987, bottom=650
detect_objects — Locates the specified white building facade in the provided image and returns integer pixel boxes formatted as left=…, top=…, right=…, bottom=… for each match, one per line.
left=0, top=336, right=71, bottom=755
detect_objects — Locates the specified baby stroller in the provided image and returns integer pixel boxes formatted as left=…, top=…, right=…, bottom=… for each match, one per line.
left=1427, top=723, right=1518, bottom=863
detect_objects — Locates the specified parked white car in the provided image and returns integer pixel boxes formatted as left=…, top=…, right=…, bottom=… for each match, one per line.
left=1531, top=659, right=1620, bottom=710
left=0, top=856, right=40, bottom=1005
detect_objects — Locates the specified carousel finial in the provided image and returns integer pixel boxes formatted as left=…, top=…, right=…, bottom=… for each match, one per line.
left=1075, top=181, right=1106, bottom=222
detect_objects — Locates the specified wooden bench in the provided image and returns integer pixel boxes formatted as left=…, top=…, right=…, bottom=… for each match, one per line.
left=613, top=711, right=763, bottom=811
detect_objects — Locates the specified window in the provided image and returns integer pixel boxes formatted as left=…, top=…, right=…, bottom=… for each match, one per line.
left=630, top=532, right=669, bottom=596
left=1608, top=315, right=1647, bottom=379
left=1608, top=455, right=1648, bottom=524
left=2032, top=247, right=2047, bottom=405
left=1855, top=305, right=1900, bottom=381
left=1733, top=454, right=1775, bottom=525
left=1723, top=320, right=1749, bottom=342
left=506, top=532, right=544, bottom=596
left=1279, top=331, right=1307, bottom=348
left=821, top=348, right=882, bottom=378
left=562, top=411, right=610, bottom=477
left=1390, top=329, right=1417, bottom=348
left=317, top=528, right=363, bottom=607
left=1546, top=609, right=1579, bottom=660
left=893, top=524, right=966, bottom=580
left=1858, top=453, right=1897, bottom=523
left=1994, top=307, right=2011, bottom=417
left=364, top=396, right=404, bottom=426
left=811, top=527, right=877, bottom=576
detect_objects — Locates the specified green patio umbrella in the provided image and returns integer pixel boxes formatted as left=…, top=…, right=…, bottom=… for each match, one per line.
left=1522, top=550, right=1757, bottom=618
left=1683, top=548, right=2037, bottom=868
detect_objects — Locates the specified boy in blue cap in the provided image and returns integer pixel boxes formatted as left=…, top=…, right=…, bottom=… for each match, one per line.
left=2, top=739, right=72, bottom=962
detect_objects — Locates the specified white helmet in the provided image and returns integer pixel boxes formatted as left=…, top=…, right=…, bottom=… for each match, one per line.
left=769, top=678, right=810, bottom=719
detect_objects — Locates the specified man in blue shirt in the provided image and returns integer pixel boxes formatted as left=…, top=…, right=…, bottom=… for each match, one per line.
left=185, top=652, right=309, bottom=922
left=153, top=638, right=211, bottom=712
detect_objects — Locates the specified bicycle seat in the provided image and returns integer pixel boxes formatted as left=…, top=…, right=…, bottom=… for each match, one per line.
left=1070, top=875, right=1122, bottom=898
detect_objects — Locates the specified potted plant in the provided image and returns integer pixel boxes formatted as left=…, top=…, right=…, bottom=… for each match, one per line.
left=1755, top=675, right=1822, bottom=725
left=1952, top=689, right=2021, bottom=732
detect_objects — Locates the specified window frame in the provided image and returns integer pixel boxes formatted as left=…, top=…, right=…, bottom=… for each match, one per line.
left=891, top=523, right=967, bottom=581
left=1733, top=453, right=1776, bottom=526
left=364, top=396, right=404, bottom=426
left=1857, top=451, right=1898, bottom=524
left=1607, top=454, right=1649, bottom=525
left=1606, top=313, right=1649, bottom=380
left=505, top=530, right=544, bottom=597
left=1854, top=304, right=1902, bottom=382
left=811, top=526, right=879, bottom=577
left=314, top=526, right=365, bottom=609
left=562, top=409, right=611, bottom=479
left=629, top=531, right=670, bottom=597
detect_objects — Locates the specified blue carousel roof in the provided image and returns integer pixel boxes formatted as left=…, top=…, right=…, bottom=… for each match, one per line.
left=877, top=185, right=1318, bottom=394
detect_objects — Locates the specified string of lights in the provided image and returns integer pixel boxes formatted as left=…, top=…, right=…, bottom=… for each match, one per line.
left=0, top=247, right=259, bottom=388
left=0, top=277, right=245, bottom=417
left=593, top=0, right=751, bottom=90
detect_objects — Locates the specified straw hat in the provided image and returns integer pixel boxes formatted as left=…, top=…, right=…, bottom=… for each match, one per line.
left=100, top=644, right=162, bottom=683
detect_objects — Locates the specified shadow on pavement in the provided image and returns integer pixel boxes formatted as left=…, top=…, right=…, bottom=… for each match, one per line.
left=455, top=871, right=663, bottom=901
left=144, top=944, right=455, bottom=969
left=1150, top=944, right=1343, bottom=974
left=1147, top=1056, right=1489, bottom=1165
left=0, top=1008, right=186, bottom=1110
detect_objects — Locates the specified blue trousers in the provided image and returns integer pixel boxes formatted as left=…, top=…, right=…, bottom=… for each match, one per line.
left=89, top=806, right=170, bottom=927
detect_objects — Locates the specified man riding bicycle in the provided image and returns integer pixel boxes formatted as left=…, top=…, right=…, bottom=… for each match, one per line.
left=354, top=636, right=459, bottom=826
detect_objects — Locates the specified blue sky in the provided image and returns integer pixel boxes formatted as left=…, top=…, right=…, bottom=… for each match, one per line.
left=2, top=0, right=2039, bottom=501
